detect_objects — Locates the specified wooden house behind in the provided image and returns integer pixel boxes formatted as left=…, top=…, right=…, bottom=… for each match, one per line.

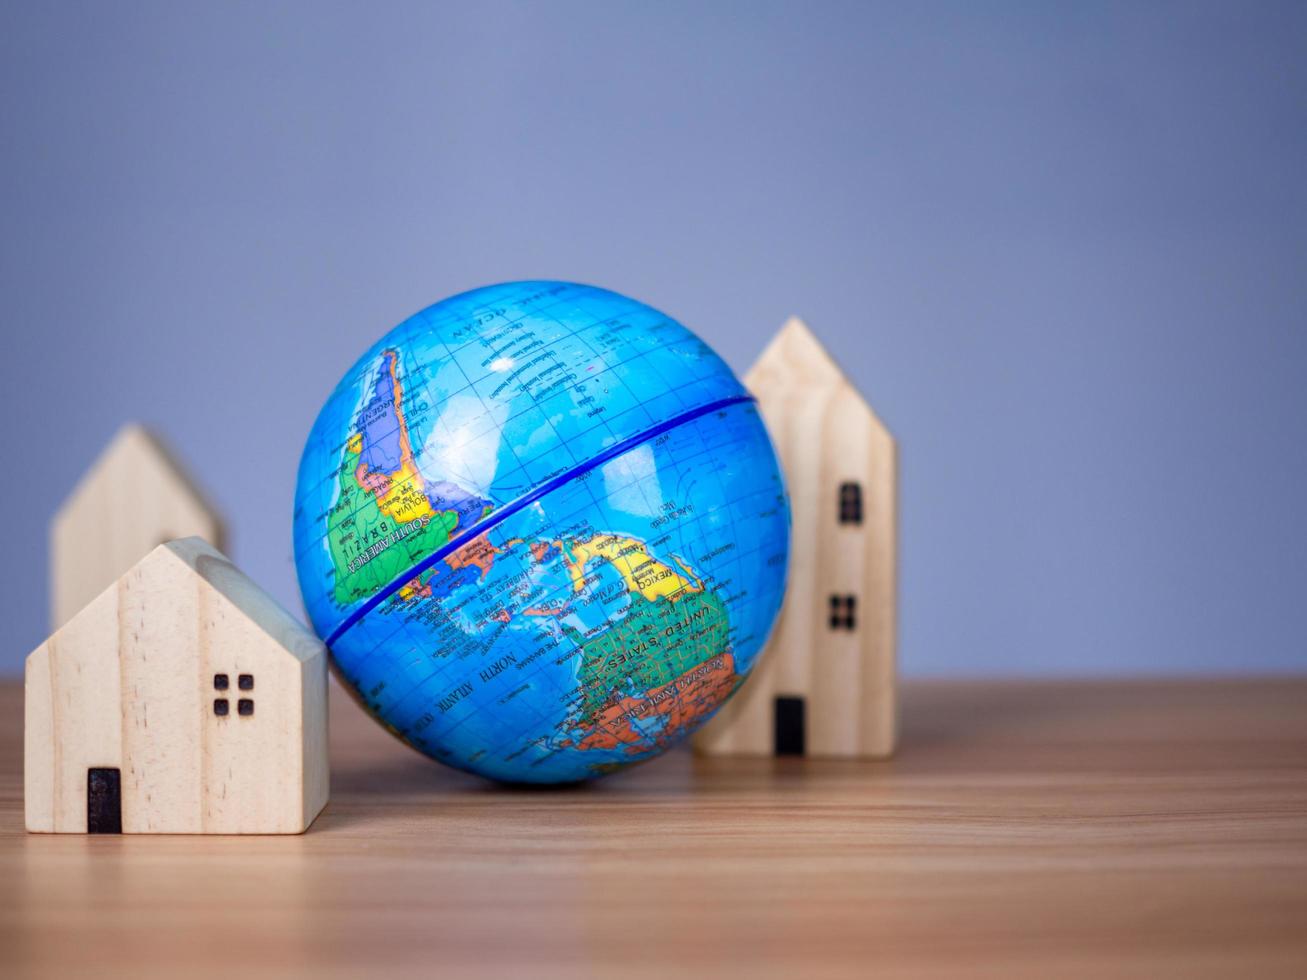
left=51, top=424, right=224, bottom=630
left=695, top=317, right=898, bottom=758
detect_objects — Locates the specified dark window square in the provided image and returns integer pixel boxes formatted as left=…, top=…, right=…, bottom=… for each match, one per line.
left=828, top=594, right=857, bottom=631
left=238, top=699, right=254, bottom=716
left=238, top=674, right=254, bottom=690
left=214, top=698, right=229, bottom=716
left=214, top=673, right=229, bottom=690
left=838, top=482, right=863, bottom=525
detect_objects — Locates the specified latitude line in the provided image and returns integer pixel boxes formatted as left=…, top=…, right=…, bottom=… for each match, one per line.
left=332, top=403, right=782, bottom=763
left=324, top=394, right=756, bottom=648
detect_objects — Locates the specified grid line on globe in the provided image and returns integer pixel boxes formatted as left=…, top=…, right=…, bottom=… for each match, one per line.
left=294, top=281, right=790, bottom=782
left=337, top=419, right=781, bottom=761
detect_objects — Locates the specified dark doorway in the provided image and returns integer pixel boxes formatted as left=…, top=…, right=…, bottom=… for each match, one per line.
left=774, top=696, right=806, bottom=756
left=87, top=767, right=122, bottom=834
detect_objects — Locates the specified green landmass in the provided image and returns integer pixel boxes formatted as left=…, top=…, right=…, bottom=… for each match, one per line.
left=327, top=447, right=455, bottom=605
left=569, top=586, right=730, bottom=725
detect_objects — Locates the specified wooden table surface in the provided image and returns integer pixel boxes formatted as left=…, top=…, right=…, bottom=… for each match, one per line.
left=2, top=678, right=1305, bottom=979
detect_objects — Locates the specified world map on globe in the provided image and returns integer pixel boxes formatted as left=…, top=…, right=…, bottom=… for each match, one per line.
left=294, top=281, right=789, bottom=782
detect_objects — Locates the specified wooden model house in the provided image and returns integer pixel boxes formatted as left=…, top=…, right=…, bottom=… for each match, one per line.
left=26, top=537, right=329, bottom=834
left=696, top=317, right=898, bottom=758
left=51, top=424, right=224, bottom=630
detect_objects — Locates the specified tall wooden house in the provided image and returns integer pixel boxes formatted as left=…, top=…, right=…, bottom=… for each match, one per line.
left=26, top=538, right=329, bottom=834
left=695, top=317, right=898, bottom=758
left=51, top=424, right=224, bottom=630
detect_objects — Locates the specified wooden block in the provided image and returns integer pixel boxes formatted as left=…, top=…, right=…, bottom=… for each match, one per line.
left=51, top=424, right=224, bottom=630
left=695, top=316, right=898, bottom=758
left=25, top=537, right=329, bottom=834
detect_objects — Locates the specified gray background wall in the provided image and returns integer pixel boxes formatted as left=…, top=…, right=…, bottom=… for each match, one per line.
left=2, top=1, right=1304, bottom=677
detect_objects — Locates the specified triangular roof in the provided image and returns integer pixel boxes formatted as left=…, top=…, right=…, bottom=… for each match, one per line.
left=156, top=538, right=323, bottom=663
left=54, top=424, right=223, bottom=537
left=746, top=316, right=846, bottom=390
left=744, top=317, right=890, bottom=432
left=51, top=424, right=225, bottom=628
left=39, top=537, right=322, bottom=665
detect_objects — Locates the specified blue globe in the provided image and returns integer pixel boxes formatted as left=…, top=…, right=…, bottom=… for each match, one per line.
left=294, top=281, right=789, bottom=782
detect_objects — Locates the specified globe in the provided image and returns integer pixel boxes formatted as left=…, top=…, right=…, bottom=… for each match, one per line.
left=293, top=281, right=790, bottom=782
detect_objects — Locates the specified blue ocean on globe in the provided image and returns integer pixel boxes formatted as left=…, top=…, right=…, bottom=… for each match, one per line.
left=293, top=281, right=789, bottom=782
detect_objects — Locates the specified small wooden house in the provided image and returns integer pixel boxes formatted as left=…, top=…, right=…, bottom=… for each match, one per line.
left=26, top=538, right=329, bottom=834
left=51, top=424, right=224, bottom=630
left=695, top=317, right=898, bottom=758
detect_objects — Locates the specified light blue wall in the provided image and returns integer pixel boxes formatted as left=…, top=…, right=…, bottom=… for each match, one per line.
left=2, top=2, right=1304, bottom=676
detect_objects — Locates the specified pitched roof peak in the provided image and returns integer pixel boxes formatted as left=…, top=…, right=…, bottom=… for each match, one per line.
left=46, top=537, right=322, bottom=665
left=55, top=424, right=223, bottom=535
left=745, top=316, right=847, bottom=390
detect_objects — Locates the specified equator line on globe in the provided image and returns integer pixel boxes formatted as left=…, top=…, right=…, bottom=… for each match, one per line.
left=323, top=393, right=754, bottom=648
left=293, top=281, right=790, bottom=783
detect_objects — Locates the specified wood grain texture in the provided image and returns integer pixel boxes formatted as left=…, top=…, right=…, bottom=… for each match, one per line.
left=696, top=317, right=897, bottom=757
left=4, top=677, right=1306, bottom=978
left=51, top=424, right=224, bottom=630
left=25, top=538, right=327, bottom=834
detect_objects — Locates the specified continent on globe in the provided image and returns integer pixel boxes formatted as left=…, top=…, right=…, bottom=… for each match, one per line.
left=294, top=281, right=790, bottom=783
left=565, top=582, right=738, bottom=753
left=385, top=525, right=738, bottom=757
left=326, top=348, right=488, bottom=605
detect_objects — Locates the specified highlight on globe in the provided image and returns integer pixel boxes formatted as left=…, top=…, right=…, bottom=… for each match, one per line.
left=294, top=281, right=789, bottom=782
